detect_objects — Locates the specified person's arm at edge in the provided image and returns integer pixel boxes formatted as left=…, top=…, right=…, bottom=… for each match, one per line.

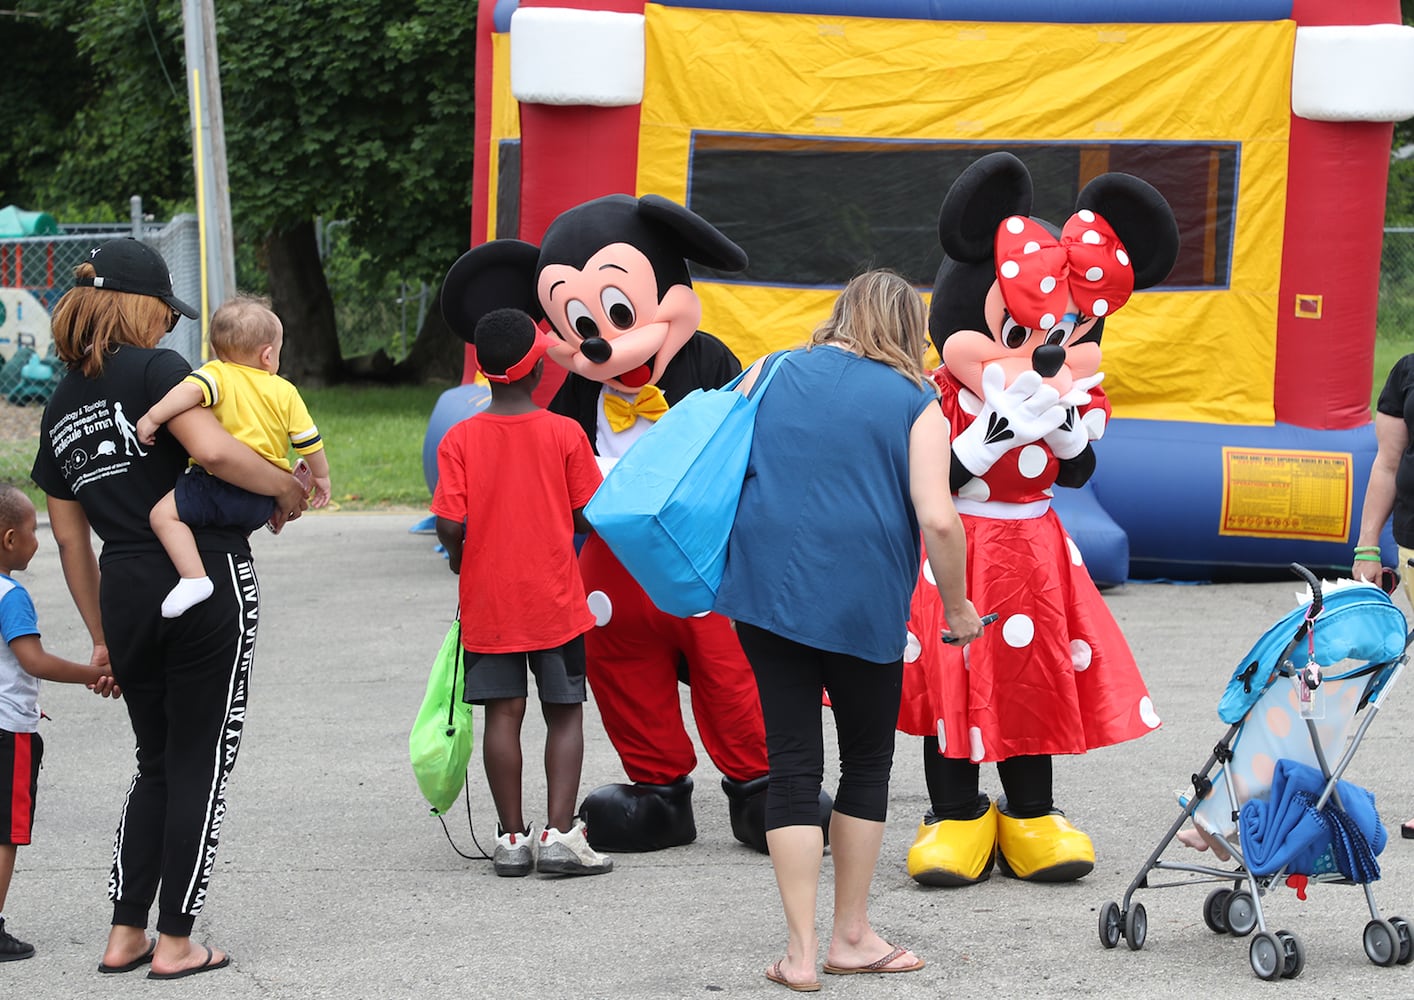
left=137, top=381, right=204, bottom=445
left=909, top=403, right=983, bottom=645
left=46, top=496, right=109, bottom=670
left=302, top=447, right=332, bottom=508
left=435, top=517, right=464, bottom=574
left=1353, top=411, right=1407, bottom=584
left=10, top=633, right=109, bottom=688
left=168, top=405, right=306, bottom=524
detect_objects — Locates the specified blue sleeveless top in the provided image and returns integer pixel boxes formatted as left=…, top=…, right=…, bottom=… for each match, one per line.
left=714, top=345, right=937, bottom=663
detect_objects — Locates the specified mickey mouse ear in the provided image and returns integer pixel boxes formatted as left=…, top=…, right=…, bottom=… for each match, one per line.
left=637, top=194, right=749, bottom=272
left=440, top=240, right=543, bottom=343
left=937, top=152, right=1034, bottom=263
left=1076, top=174, right=1179, bottom=290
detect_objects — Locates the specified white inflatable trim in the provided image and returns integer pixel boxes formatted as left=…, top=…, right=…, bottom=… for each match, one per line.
left=510, top=8, right=645, bottom=108
left=1292, top=23, right=1414, bottom=123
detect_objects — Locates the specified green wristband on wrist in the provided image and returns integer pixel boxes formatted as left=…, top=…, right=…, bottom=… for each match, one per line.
left=1353, top=553, right=1382, bottom=563
left=1353, top=545, right=1381, bottom=554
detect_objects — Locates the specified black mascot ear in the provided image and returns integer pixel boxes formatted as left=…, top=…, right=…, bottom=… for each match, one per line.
left=440, top=240, right=543, bottom=344
left=637, top=194, right=749, bottom=272
left=1076, top=174, right=1180, bottom=290
left=937, top=151, right=1034, bottom=263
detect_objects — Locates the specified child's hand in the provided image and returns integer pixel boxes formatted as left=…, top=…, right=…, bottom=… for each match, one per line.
left=310, top=476, right=332, bottom=509
left=136, top=414, right=161, bottom=446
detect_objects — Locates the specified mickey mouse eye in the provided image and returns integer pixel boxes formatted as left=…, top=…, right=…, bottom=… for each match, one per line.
left=565, top=300, right=600, bottom=340
left=600, top=287, right=636, bottom=330
left=1044, top=318, right=1076, bottom=347
left=1000, top=314, right=1030, bottom=349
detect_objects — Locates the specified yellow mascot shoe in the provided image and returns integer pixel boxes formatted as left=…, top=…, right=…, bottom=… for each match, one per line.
left=995, top=805, right=1095, bottom=882
left=906, top=800, right=997, bottom=887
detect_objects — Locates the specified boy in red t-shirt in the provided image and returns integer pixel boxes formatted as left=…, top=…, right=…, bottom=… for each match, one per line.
left=432, top=308, right=611, bottom=878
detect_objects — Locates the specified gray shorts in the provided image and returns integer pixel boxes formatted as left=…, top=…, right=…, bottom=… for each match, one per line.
left=461, top=634, right=586, bottom=705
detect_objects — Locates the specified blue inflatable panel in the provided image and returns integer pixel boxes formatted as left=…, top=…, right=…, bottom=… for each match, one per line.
left=422, top=383, right=493, bottom=494
left=1050, top=481, right=1130, bottom=589
left=655, top=0, right=1291, bottom=22
left=1090, top=419, right=1394, bottom=582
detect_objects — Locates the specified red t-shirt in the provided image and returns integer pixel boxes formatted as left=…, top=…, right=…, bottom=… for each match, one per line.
left=431, top=409, right=601, bottom=652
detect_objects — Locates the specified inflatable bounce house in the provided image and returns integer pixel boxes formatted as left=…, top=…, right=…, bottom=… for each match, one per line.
left=429, top=0, right=1414, bottom=583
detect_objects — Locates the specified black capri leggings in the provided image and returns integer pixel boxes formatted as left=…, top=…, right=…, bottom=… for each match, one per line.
left=736, top=623, right=902, bottom=829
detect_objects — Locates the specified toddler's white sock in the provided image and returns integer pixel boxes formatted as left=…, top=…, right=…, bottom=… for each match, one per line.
left=162, top=576, right=215, bottom=618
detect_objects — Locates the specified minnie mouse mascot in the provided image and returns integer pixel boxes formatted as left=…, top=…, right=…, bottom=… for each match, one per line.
left=442, top=193, right=825, bottom=853
left=898, top=153, right=1178, bottom=886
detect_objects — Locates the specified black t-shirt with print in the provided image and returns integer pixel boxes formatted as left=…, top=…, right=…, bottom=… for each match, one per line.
left=31, top=346, right=251, bottom=561
left=1377, top=352, right=1414, bottom=548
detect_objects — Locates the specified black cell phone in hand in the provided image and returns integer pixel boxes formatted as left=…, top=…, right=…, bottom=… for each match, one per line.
left=941, top=612, right=999, bottom=644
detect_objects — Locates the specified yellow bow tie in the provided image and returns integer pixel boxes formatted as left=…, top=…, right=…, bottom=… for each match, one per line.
left=604, top=384, right=669, bottom=433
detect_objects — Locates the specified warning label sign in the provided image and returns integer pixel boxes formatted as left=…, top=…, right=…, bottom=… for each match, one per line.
left=1219, top=448, right=1351, bottom=542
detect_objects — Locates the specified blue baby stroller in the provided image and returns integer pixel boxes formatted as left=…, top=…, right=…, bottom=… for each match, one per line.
left=1097, top=565, right=1410, bottom=980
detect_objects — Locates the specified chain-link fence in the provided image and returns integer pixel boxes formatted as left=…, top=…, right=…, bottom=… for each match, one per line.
left=1381, top=227, right=1414, bottom=341
left=0, top=216, right=203, bottom=367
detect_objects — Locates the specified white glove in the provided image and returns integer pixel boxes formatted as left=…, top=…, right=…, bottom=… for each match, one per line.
left=951, top=364, right=1065, bottom=477
left=1045, top=372, right=1105, bottom=460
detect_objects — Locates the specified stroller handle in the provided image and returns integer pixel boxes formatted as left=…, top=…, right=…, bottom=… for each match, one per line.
left=1289, top=562, right=1322, bottom=616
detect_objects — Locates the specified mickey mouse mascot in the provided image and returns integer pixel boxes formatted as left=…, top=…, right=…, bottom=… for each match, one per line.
left=898, top=153, right=1178, bottom=886
left=442, top=193, right=826, bottom=853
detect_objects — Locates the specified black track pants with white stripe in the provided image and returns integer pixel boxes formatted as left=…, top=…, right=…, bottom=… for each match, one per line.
left=99, top=550, right=260, bottom=937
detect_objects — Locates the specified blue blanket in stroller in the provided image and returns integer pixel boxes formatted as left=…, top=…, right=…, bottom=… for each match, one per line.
left=1239, top=758, right=1387, bottom=879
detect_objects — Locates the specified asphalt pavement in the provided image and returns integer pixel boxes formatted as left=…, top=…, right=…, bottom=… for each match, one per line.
left=4, top=512, right=1412, bottom=999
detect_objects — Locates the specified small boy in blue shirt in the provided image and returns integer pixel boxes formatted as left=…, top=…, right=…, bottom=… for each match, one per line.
left=0, top=484, right=118, bottom=962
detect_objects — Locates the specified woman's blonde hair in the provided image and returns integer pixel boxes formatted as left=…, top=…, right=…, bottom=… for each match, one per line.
left=51, top=262, right=172, bottom=378
left=809, top=269, right=929, bottom=387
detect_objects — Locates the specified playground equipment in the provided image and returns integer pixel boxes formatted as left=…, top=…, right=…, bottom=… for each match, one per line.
left=428, top=0, right=1414, bottom=581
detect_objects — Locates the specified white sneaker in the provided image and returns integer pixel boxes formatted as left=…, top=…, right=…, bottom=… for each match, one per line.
left=537, top=819, right=613, bottom=876
left=493, top=828, right=534, bottom=877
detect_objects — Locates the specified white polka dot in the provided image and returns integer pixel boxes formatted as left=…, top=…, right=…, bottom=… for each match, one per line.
left=1116, top=249, right=1130, bottom=267
left=1078, top=209, right=1095, bottom=223
left=936, top=719, right=947, bottom=753
left=1040, top=275, right=1057, bottom=294
left=587, top=590, right=613, bottom=626
left=1082, top=229, right=1102, bottom=245
left=1066, top=537, right=1084, bottom=565
left=958, top=389, right=983, bottom=415
left=904, top=631, right=921, bottom=663
left=1043, top=486, right=1054, bottom=497
left=691, top=610, right=711, bottom=618
left=1082, top=408, right=1107, bottom=439
left=1023, top=240, right=1041, bottom=254
left=1000, top=260, right=1020, bottom=279
left=1006, top=216, right=1025, bottom=234
left=1085, top=266, right=1104, bottom=282
left=922, top=558, right=937, bottom=586
left=1139, top=696, right=1162, bottom=729
left=1071, top=639, right=1093, bottom=671
left=1039, top=312, right=1056, bottom=330
left=958, top=477, right=991, bottom=501
left=1002, top=614, right=1035, bottom=648
left=969, top=726, right=986, bottom=762
left=1017, top=444, right=1048, bottom=478
left=1093, top=299, right=1109, bottom=317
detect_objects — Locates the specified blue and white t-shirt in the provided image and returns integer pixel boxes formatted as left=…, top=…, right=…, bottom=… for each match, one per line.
left=0, top=575, right=41, bottom=732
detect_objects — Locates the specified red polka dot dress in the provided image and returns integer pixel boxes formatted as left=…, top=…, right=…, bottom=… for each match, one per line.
left=898, top=370, right=1161, bottom=761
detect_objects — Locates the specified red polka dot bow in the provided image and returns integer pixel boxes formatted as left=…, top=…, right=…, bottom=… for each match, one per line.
left=993, top=211, right=1134, bottom=332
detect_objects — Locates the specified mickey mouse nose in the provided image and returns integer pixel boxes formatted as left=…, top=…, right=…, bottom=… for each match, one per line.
left=1032, top=344, right=1065, bottom=379
left=581, top=337, right=613, bottom=364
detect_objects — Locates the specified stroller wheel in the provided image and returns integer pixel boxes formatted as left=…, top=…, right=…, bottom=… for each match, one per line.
left=1203, top=888, right=1232, bottom=934
left=1275, top=930, right=1305, bottom=979
left=1249, top=932, right=1283, bottom=981
left=1098, top=901, right=1122, bottom=949
left=1363, top=918, right=1400, bottom=967
left=1124, top=902, right=1148, bottom=951
left=1224, top=891, right=1258, bottom=937
left=1389, top=916, right=1412, bottom=965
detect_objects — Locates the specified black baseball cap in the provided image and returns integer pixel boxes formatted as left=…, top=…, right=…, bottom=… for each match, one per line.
left=75, top=238, right=198, bottom=319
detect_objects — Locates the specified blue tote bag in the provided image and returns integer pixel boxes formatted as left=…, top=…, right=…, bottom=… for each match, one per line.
left=585, top=351, right=788, bottom=617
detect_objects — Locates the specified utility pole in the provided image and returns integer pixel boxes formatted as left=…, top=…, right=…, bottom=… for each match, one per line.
left=182, top=0, right=235, bottom=356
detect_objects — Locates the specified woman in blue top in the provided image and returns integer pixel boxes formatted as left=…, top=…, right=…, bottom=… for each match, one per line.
left=716, top=269, right=983, bottom=991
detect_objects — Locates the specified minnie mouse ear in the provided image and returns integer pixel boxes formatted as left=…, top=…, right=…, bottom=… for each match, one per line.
left=440, top=240, right=543, bottom=343
left=1076, top=174, right=1180, bottom=290
left=937, top=152, right=1033, bottom=263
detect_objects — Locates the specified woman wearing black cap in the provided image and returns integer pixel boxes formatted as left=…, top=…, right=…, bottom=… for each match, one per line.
left=29, top=238, right=307, bottom=979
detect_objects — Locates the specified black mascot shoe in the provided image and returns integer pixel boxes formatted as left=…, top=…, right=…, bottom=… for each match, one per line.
left=722, top=775, right=833, bottom=854
left=577, top=776, right=697, bottom=852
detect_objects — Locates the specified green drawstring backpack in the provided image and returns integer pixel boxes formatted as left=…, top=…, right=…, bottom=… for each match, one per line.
left=409, top=619, right=474, bottom=815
